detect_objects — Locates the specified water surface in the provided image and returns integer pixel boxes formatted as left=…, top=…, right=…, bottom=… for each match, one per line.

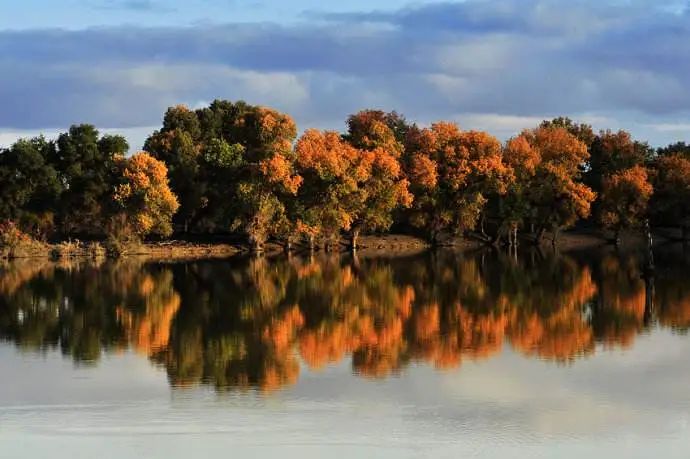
left=2, top=248, right=690, bottom=457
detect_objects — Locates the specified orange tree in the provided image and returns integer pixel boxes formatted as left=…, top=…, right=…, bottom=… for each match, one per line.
left=506, top=126, right=595, bottom=244
left=343, top=110, right=413, bottom=249
left=599, top=165, right=653, bottom=244
left=293, top=129, right=370, bottom=250
left=403, top=122, right=511, bottom=244
left=112, top=152, right=180, bottom=238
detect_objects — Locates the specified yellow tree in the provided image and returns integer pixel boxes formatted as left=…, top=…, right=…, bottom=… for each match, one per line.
left=112, top=152, right=180, bottom=238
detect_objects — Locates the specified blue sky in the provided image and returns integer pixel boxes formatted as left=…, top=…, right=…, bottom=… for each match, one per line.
left=2, top=0, right=690, bottom=150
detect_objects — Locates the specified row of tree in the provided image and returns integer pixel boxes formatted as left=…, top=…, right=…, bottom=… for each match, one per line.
left=2, top=100, right=690, bottom=249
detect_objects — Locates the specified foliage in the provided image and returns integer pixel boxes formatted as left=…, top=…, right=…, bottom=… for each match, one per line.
left=3, top=103, right=690, bottom=248
left=599, top=166, right=653, bottom=238
left=113, top=152, right=180, bottom=238
left=505, top=126, right=596, bottom=241
left=652, top=154, right=690, bottom=236
left=403, top=122, right=511, bottom=242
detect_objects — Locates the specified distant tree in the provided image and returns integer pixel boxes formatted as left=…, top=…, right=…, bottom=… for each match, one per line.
left=657, top=141, right=690, bottom=159
left=599, top=165, right=653, bottom=244
left=112, top=152, right=180, bottom=238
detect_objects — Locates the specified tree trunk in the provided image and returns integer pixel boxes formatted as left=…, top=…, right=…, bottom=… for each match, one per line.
left=644, top=219, right=655, bottom=273
left=308, top=235, right=316, bottom=252
left=350, top=228, right=360, bottom=251
left=535, top=226, right=545, bottom=245
left=284, top=240, right=293, bottom=253
left=614, top=227, right=621, bottom=247
left=479, top=214, right=487, bottom=238
left=551, top=227, right=559, bottom=247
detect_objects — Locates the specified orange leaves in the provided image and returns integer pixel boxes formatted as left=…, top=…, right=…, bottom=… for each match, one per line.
left=504, top=135, right=540, bottom=176
left=259, top=154, right=303, bottom=195
left=112, top=152, right=180, bottom=237
left=600, top=165, right=653, bottom=230
left=403, top=121, right=512, bottom=236
left=346, top=110, right=404, bottom=156
left=508, top=125, right=596, bottom=232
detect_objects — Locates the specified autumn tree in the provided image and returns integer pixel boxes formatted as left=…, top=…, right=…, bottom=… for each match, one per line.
left=599, top=166, right=653, bottom=244
left=506, top=126, right=595, bottom=244
left=540, top=117, right=595, bottom=149
left=587, top=129, right=651, bottom=195
left=294, top=129, right=370, bottom=250
left=112, top=152, right=180, bottom=238
left=343, top=110, right=413, bottom=249
left=403, top=122, right=511, bottom=244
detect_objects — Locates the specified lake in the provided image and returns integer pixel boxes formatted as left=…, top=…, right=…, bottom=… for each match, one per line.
left=2, top=247, right=690, bottom=458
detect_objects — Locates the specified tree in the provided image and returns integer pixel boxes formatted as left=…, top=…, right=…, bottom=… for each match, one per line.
left=540, top=117, right=595, bottom=148
left=343, top=110, right=413, bottom=249
left=233, top=107, right=302, bottom=251
left=145, top=107, right=203, bottom=232
left=403, top=122, right=511, bottom=244
left=112, top=152, right=180, bottom=238
left=587, top=129, right=651, bottom=194
left=54, top=125, right=128, bottom=236
left=652, top=154, right=690, bottom=240
left=506, top=126, right=596, bottom=244
left=599, top=166, right=653, bottom=244
left=0, top=137, right=61, bottom=238
left=657, top=141, right=690, bottom=160
left=294, top=129, right=369, bottom=249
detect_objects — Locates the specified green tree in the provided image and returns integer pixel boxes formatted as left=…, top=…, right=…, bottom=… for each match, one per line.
left=0, top=136, right=61, bottom=238
left=54, top=125, right=128, bottom=236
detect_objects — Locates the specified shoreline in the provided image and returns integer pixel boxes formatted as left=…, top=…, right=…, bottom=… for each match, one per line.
left=1, top=229, right=673, bottom=262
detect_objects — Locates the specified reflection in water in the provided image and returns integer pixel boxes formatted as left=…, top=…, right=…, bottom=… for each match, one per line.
left=2, top=248, right=690, bottom=391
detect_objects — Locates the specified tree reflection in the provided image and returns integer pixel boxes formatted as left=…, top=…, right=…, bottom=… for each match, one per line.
left=2, top=247, right=690, bottom=390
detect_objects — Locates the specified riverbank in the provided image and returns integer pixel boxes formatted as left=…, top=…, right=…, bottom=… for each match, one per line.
left=0, top=228, right=682, bottom=262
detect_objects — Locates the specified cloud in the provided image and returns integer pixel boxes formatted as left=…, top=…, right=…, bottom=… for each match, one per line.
left=95, top=0, right=176, bottom=12
left=2, top=0, right=690, bottom=148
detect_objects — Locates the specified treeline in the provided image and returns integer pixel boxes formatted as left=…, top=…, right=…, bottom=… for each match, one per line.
left=2, top=100, right=690, bottom=250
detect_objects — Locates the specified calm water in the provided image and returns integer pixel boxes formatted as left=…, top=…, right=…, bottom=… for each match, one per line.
left=2, top=248, right=690, bottom=458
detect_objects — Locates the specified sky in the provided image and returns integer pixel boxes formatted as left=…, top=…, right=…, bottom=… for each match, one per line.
left=1, top=0, right=690, bottom=150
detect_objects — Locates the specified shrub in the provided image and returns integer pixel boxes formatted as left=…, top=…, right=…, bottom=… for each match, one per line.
left=0, top=221, right=47, bottom=259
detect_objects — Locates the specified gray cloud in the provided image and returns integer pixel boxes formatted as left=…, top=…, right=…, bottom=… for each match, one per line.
left=2, top=0, right=690, bottom=147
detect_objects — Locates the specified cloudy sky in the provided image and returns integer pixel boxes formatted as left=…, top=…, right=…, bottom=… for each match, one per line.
left=2, top=0, right=690, bottom=150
